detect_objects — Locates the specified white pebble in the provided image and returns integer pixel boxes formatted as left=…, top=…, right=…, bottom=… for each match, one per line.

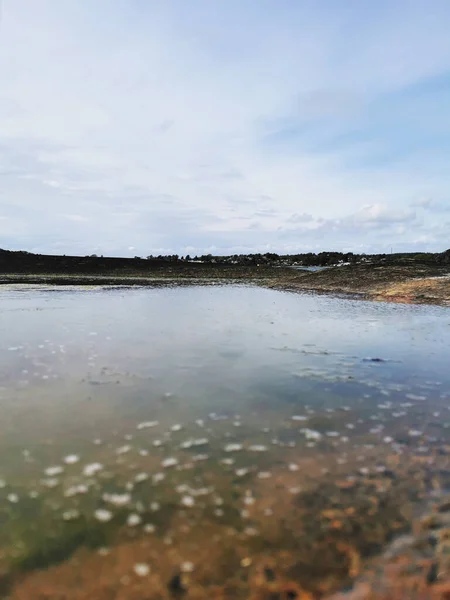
left=41, top=478, right=59, bottom=488
left=301, top=428, right=322, bottom=441
left=103, top=493, right=131, bottom=507
left=137, top=421, right=158, bottom=430
left=408, top=429, right=422, bottom=437
left=133, top=563, right=150, bottom=577
left=45, top=465, right=64, bottom=477
left=64, top=455, right=80, bottom=465
left=181, top=495, right=195, bottom=507
left=94, top=509, right=113, bottom=522
left=235, top=468, right=249, bottom=477
left=63, top=509, right=80, bottom=521
left=127, top=513, right=142, bottom=527
left=224, top=443, right=243, bottom=452
left=64, top=484, right=88, bottom=497
left=83, top=463, right=103, bottom=477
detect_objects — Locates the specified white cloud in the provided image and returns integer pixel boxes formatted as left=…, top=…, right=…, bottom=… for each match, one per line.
left=0, top=1, right=450, bottom=255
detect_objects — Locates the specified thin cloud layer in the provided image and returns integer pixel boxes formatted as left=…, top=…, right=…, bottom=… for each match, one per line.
left=1, top=1, right=450, bottom=256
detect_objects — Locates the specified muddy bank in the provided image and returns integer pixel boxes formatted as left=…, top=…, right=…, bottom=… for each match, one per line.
left=2, top=261, right=450, bottom=305
left=266, top=262, right=450, bottom=305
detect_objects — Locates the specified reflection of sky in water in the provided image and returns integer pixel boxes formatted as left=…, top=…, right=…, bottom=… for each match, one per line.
left=1, top=285, right=449, bottom=416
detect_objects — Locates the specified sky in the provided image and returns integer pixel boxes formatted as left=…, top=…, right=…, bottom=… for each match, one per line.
left=1, top=0, right=450, bottom=257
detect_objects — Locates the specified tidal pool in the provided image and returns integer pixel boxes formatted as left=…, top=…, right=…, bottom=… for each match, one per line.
left=1, top=284, right=450, bottom=598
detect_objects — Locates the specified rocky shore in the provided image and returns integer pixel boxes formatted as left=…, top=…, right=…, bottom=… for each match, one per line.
left=267, top=262, right=450, bottom=306
left=1, top=260, right=449, bottom=306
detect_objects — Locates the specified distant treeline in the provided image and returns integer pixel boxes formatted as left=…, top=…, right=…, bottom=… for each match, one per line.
left=170, top=250, right=450, bottom=266
left=0, top=247, right=449, bottom=274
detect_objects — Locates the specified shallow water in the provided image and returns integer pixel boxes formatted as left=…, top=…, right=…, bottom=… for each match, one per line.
left=1, top=284, right=450, bottom=597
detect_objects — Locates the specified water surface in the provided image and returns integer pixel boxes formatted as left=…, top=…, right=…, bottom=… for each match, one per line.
left=1, top=284, right=450, bottom=597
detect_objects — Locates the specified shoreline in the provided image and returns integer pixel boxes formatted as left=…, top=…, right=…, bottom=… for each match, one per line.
left=1, top=262, right=450, bottom=306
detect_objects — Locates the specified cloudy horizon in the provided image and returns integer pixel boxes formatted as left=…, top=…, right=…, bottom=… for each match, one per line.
left=1, top=1, right=450, bottom=257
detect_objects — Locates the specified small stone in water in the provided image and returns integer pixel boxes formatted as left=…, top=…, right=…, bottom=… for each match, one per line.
left=127, top=513, right=142, bottom=526
left=193, top=454, right=208, bottom=461
left=63, top=509, right=80, bottom=521
left=45, top=465, right=64, bottom=476
left=248, top=445, right=268, bottom=452
left=133, top=563, right=150, bottom=577
left=137, top=421, right=158, bottom=430
left=181, top=495, right=195, bottom=507
left=64, top=455, right=80, bottom=465
left=42, top=478, right=59, bottom=488
left=103, top=493, right=131, bottom=507
left=162, top=457, right=178, bottom=468
left=224, top=443, right=243, bottom=452
left=144, top=523, right=156, bottom=533
left=94, top=509, right=113, bottom=522
left=83, top=463, right=103, bottom=477
left=236, top=468, right=249, bottom=477
left=181, top=561, right=194, bottom=573
left=301, top=428, right=323, bottom=441
left=7, top=493, right=19, bottom=503
left=65, top=484, right=88, bottom=497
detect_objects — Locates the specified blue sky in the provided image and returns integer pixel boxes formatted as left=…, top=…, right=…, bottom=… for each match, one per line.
left=1, top=0, right=450, bottom=257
